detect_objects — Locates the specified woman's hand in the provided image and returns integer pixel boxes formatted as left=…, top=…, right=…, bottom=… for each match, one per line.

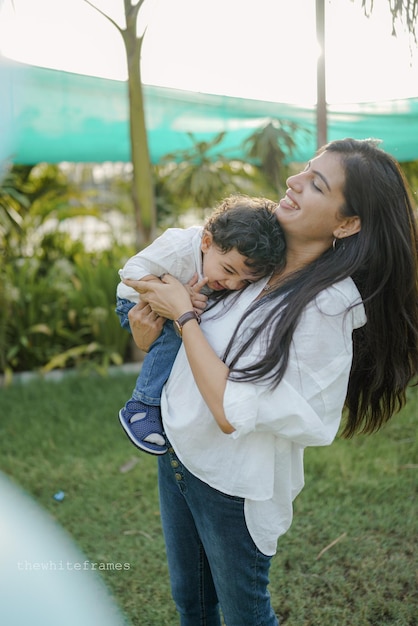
left=123, top=274, right=208, bottom=320
left=128, top=300, right=165, bottom=352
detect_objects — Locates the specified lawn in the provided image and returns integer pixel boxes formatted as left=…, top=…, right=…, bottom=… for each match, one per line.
left=0, top=372, right=417, bottom=625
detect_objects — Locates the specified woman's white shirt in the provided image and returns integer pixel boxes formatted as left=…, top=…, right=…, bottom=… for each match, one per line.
left=161, top=277, right=366, bottom=556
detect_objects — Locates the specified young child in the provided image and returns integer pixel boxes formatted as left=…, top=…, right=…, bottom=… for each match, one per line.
left=116, top=195, right=285, bottom=455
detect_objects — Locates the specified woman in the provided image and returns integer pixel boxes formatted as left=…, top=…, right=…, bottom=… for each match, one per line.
left=124, top=138, right=418, bottom=626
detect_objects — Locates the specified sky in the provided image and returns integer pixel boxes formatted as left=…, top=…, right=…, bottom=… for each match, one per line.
left=0, top=0, right=417, bottom=105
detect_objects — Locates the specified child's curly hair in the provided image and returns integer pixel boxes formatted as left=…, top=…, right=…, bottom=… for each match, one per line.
left=204, top=195, right=286, bottom=277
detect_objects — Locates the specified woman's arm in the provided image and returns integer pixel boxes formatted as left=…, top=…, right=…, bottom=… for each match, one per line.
left=180, top=319, right=234, bottom=433
left=124, top=275, right=234, bottom=433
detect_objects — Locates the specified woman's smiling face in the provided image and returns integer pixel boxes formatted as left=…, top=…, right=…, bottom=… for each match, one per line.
left=275, top=150, right=348, bottom=251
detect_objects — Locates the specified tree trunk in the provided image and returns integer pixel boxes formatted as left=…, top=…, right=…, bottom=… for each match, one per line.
left=122, top=3, right=156, bottom=249
left=316, top=0, right=327, bottom=150
left=124, top=32, right=156, bottom=248
left=85, top=0, right=157, bottom=249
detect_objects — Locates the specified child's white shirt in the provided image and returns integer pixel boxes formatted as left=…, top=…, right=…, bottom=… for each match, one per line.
left=117, top=226, right=204, bottom=303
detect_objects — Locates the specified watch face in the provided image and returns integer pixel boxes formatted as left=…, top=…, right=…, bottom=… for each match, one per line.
left=174, top=320, right=182, bottom=338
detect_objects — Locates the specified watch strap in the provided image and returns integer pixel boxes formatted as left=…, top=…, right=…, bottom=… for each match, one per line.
left=177, top=311, right=200, bottom=327
left=174, top=311, right=200, bottom=337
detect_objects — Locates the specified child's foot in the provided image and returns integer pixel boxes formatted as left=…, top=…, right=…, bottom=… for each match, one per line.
left=119, top=400, right=167, bottom=455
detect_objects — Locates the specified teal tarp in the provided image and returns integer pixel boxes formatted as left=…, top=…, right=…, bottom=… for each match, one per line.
left=2, top=57, right=418, bottom=165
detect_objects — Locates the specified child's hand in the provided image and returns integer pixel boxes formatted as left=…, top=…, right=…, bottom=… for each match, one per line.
left=185, top=274, right=209, bottom=314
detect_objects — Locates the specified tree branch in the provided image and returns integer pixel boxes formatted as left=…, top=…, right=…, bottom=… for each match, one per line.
left=125, top=0, right=147, bottom=23
left=83, top=0, right=124, bottom=36
left=361, top=0, right=418, bottom=42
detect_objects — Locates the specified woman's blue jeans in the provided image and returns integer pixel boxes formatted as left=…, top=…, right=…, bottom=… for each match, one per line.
left=158, top=446, right=279, bottom=626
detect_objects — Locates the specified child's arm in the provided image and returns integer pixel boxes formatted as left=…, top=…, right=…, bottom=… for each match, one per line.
left=126, top=273, right=159, bottom=283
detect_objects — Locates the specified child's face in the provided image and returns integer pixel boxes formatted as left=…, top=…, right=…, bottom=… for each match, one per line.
left=201, top=232, right=262, bottom=291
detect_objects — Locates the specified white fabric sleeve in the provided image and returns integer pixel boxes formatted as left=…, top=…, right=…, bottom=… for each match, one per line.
left=117, top=227, right=202, bottom=302
left=223, top=288, right=365, bottom=447
left=119, top=228, right=184, bottom=281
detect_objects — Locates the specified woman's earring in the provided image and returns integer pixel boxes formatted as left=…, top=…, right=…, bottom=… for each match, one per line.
left=333, top=236, right=346, bottom=252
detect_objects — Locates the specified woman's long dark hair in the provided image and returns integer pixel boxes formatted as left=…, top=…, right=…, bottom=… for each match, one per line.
left=223, top=138, right=418, bottom=437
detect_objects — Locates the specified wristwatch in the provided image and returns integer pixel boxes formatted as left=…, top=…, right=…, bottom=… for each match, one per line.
left=173, top=311, right=201, bottom=338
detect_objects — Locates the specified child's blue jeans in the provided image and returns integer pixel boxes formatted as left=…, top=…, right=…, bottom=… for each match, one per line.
left=116, top=297, right=182, bottom=406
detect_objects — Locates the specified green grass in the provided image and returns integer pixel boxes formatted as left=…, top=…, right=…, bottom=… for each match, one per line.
left=0, top=373, right=417, bottom=625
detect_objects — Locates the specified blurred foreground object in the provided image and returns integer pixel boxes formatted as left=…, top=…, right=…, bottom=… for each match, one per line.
left=0, top=472, right=128, bottom=626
